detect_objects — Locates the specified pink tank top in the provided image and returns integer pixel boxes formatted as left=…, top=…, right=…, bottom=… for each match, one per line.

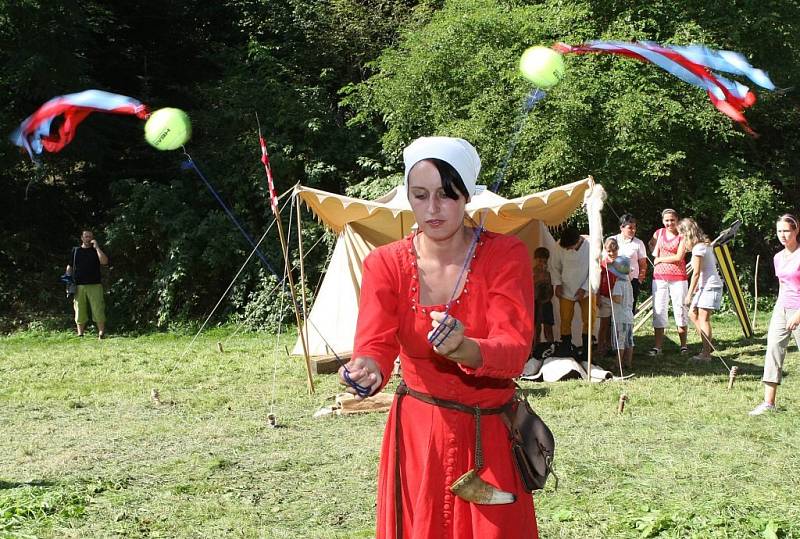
left=775, top=249, right=800, bottom=309
left=653, top=228, right=687, bottom=281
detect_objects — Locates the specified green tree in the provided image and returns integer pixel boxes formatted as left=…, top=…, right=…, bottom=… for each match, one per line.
left=345, top=0, right=800, bottom=294
left=0, top=0, right=418, bottom=330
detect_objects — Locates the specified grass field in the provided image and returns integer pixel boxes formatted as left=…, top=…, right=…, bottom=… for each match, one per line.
left=1, top=313, right=799, bottom=538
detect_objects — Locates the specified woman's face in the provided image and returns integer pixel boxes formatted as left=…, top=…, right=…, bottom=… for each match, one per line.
left=408, top=160, right=466, bottom=241
left=776, top=220, right=798, bottom=249
left=662, top=212, right=678, bottom=232
left=620, top=222, right=636, bottom=239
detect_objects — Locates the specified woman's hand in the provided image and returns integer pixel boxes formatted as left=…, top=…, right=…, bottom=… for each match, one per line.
left=429, top=312, right=484, bottom=369
left=338, top=357, right=382, bottom=398
left=788, top=312, right=800, bottom=331
left=429, top=311, right=465, bottom=356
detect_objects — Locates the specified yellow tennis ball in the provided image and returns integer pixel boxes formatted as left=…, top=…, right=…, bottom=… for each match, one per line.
left=144, top=107, right=191, bottom=150
left=519, top=46, right=565, bottom=88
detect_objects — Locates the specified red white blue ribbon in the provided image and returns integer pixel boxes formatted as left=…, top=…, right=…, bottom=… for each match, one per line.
left=11, top=89, right=149, bottom=160
left=554, top=41, right=775, bottom=135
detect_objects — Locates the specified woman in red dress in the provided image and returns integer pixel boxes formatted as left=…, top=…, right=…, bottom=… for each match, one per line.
left=338, top=136, right=538, bottom=539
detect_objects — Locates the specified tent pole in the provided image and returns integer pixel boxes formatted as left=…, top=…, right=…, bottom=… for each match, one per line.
left=275, top=190, right=315, bottom=394
left=296, top=194, right=311, bottom=363
left=587, top=276, right=593, bottom=382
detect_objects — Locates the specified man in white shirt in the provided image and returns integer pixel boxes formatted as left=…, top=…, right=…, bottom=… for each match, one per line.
left=550, top=226, right=593, bottom=358
left=611, top=214, right=648, bottom=313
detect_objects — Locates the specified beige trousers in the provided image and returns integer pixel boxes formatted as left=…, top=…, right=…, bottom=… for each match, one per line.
left=763, top=305, right=800, bottom=384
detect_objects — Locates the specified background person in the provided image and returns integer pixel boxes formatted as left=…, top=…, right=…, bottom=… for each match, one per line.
left=66, top=230, right=109, bottom=338
left=649, top=209, right=689, bottom=356
left=750, top=214, right=800, bottom=416
left=338, top=136, right=538, bottom=538
left=678, top=218, right=723, bottom=361
left=550, top=226, right=592, bottom=359
left=612, top=214, right=648, bottom=313
left=609, top=255, right=635, bottom=369
left=596, top=237, right=619, bottom=357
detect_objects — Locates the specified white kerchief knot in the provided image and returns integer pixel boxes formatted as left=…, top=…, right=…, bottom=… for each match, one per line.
left=403, top=137, right=481, bottom=197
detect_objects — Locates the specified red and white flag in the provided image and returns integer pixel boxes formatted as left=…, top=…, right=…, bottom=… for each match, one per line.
left=259, top=134, right=279, bottom=213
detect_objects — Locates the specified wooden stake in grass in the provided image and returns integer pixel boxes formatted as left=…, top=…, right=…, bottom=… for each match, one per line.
left=617, top=393, right=628, bottom=414
left=150, top=388, right=162, bottom=405
left=266, top=413, right=278, bottom=428
left=217, top=341, right=224, bottom=353
left=727, top=366, right=739, bottom=390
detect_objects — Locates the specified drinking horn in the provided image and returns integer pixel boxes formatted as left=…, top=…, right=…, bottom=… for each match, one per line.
left=449, top=409, right=515, bottom=504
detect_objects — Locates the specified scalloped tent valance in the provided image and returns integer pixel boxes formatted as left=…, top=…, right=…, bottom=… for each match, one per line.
left=294, top=177, right=594, bottom=236
left=292, top=177, right=599, bottom=358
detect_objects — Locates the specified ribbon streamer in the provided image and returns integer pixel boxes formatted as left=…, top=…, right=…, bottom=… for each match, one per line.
left=554, top=41, right=775, bottom=135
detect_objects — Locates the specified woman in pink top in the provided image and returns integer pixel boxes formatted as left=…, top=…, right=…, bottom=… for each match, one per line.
left=648, top=209, right=689, bottom=356
left=750, top=213, right=800, bottom=415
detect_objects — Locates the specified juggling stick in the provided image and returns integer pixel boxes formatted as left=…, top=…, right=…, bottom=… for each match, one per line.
left=753, top=255, right=760, bottom=331
left=728, top=366, right=739, bottom=390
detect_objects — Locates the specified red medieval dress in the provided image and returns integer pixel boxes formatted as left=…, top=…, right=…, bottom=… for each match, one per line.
left=353, top=230, right=538, bottom=539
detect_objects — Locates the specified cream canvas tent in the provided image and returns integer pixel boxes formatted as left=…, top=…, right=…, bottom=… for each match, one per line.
left=291, top=177, right=599, bottom=358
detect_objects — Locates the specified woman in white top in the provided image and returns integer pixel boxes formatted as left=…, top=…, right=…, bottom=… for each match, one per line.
left=677, top=218, right=724, bottom=361
left=612, top=214, right=648, bottom=313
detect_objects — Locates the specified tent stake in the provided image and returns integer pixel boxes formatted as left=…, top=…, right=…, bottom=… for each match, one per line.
left=617, top=393, right=628, bottom=414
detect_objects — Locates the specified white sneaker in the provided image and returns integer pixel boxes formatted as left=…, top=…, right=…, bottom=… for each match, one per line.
left=748, top=402, right=777, bottom=416
left=647, top=348, right=662, bottom=357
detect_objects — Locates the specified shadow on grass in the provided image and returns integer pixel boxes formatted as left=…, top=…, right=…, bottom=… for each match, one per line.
left=0, top=479, right=56, bottom=490
left=625, top=327, right=771, bottom=378
left=519, top=386, right=551, bottom=399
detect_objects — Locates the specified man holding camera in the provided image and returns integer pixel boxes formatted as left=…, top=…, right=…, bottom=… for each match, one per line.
left=66, top=230, right=109, bottom=338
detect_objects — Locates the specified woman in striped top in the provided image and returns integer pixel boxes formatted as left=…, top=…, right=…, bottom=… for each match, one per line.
left=648, top=209, right=689, bottom=356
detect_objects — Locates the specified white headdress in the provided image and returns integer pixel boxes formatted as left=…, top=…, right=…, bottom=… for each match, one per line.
left=402, top=136, right=481, bottom=197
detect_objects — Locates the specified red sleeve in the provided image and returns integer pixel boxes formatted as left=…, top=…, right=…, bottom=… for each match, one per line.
left=352, top=247, right=401, bottom=384
left=461, top=237, right=534, bottom=379
left=599, top=261, right=609, bottom=296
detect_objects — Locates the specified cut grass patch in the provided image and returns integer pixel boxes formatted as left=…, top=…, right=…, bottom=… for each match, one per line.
left=1, top=313, right=799, bottom=538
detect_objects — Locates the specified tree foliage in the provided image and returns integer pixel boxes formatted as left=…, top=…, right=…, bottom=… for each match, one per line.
left=346, top=0, right=800, bottom=282
left=0, top=0, right=414, bottom=330
left=2, top=0, right=799, bottom=330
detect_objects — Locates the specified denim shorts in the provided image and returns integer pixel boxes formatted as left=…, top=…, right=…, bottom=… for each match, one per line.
left=690, top=287, right=723, bottom=311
